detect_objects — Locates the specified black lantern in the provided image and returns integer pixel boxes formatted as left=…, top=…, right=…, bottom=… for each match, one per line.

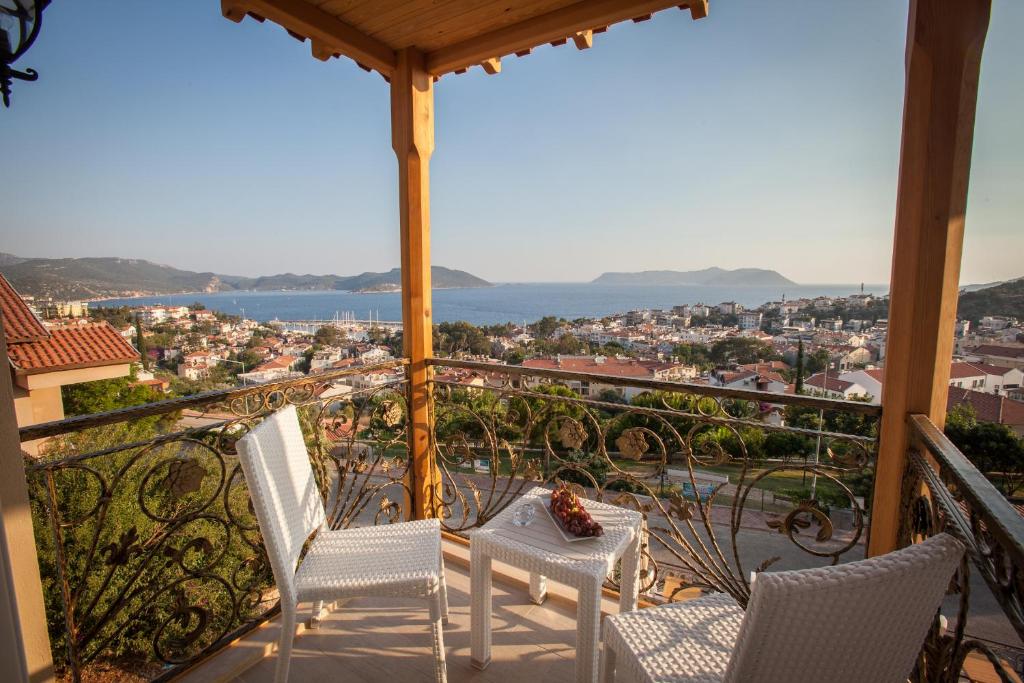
left=1, top=0, right=49, bottom=107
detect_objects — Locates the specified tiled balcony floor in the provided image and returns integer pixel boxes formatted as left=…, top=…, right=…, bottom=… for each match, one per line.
left=179, top=531, right=1022, bottom=683
left=195, top=544, right=618, bottom=683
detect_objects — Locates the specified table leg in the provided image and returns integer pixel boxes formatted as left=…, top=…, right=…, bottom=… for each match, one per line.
left=529, top=572, right=547, bottom=605
left=619, top=528, right=641, bottom=613
left=576, top=575, right=603, bottom=683
left=470, top=542, right=492, bottom=670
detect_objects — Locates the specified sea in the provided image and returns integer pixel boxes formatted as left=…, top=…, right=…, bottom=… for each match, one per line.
left=94, top=283, right=889, bottom=326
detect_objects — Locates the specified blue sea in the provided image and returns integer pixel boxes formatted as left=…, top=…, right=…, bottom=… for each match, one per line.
left=95, top=283, right=889, bottom=326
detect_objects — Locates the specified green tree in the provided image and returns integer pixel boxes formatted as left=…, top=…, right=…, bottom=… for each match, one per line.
left=805, top=348, right=831, bottom=374
left=134, top=316, right=148, bottom=371
left=709, top=338, right=779, bottom=366
left=555, top=333, right=582, bottom=355
left=435, top=321, right=491, bottom=357
left=945, top=404, right=1024, bottom=496
left=531, top=316, right=561, bottom=340
left=62, top=377, right=160, bottom=416
left=314, top=325, right=346, bottom=347
left=672, top=343, right=712, bottom=369
left=794, top=339, right=805, bottom=394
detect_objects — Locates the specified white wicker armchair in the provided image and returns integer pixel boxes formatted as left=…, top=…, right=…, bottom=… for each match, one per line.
left=600, top=533, right=964, bottom=683
left=236, top=405, right=448, bottom=683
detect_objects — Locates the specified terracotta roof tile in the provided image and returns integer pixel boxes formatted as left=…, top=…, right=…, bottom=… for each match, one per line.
left=8, top=323, right=139, bottom=374
left=804, top=372, right=854, bottom=392
left=971, top=345, right=1024, bottom=360
left=522, top=356, right=680, bottom=379
left=947, top=387, right=1024, bottom=427
left=0, top=274, right=48, bottom=343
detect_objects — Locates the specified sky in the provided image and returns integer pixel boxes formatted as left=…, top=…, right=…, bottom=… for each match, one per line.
left=0, top=1, right=1021, bottom=285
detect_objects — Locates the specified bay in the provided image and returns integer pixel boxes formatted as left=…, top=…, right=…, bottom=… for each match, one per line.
left=95, top=282, right=889, bottom=326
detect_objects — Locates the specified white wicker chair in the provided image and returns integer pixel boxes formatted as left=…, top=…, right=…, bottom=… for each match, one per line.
left=236, top=404, right=448, bottom=683
left=600, top=533, right=964, bottom=683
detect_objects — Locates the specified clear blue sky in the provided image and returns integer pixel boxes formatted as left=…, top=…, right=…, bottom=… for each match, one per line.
left=1, top=1, right=1020, bottom=285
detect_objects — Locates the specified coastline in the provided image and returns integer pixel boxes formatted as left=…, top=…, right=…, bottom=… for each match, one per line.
left=88, top=282, right=891, bottom=326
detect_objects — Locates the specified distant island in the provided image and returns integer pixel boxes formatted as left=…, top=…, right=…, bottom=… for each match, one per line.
left=0, top=254, right=492, bottom=299
left=592, top=267, right=796, bottom=287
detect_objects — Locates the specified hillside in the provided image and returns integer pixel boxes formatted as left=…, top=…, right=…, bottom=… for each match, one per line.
left=0, top=255, right=491, bottom=299
left=958, top=278, right=1024, bottom=322
left=960, top=276, right=1024, bottom=293
left=592, top=267, right=796, bottom=287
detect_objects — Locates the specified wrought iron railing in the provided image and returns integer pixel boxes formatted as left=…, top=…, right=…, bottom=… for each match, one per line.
left=20, top=360, right=410, bottom=682
left=902, top=413, right=1024, bottom=681
left=426, top=359, right=881, bottom=604
left=22, top=353, right=1024, bottom=682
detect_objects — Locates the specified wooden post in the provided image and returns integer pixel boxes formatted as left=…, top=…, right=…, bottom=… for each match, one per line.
left=0, top=317, right=56, bottom=683
left=869, top=0, right=990, bottom=556
left=391, top=47, right=439, bottom=520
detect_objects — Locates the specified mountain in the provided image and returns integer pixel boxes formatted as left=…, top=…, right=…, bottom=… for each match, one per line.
left=957, top=277, right=1024, bottom=323
left=0, top=256, right=491, bottom=299
left=960, top=276, right=1024, bottom=293
left=591, top=267, right=796, bottom=287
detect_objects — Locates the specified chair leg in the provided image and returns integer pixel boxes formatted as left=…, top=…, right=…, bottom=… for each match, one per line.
left=309, top=600, right=324, bottom=629
left=275, top=603, right=297, bottom=683
left=429, top=591, right=448, bottom=683
left=599, top=641, right=616, bottom=683
left=439, top=552, right=449, bottom=625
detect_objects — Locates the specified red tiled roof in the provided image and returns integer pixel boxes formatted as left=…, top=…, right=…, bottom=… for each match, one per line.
left=971, top=345, right=1024, bottom=360
left=947, top=387, right=1024, bottom=428
left=738, top=361, right=790, bottom=373
left=949, top=361, right=1018, bottom=379
left=0, top=274, right=48, bottom=343
left=968, top=362, right=1016, bottom=376
left=804, top=372, right=854, bottom=393
left=8, top=323, right=139, bottom=374
left=522, top=356, right=679, bottom=379
left=253, top=355, right=297, bottom=372
left=2, top=275, right=139, bottom=374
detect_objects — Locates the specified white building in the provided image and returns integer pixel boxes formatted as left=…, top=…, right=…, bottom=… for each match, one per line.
left=737, top=311, right=763, bottom=331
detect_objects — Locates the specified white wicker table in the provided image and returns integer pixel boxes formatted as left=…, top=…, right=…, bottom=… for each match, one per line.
left=470, top=486, right=644, bottom=683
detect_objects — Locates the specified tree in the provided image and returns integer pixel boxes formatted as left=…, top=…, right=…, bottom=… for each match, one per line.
left=313, top=325, right=346, bottom=347
left=434, top=321, right=490, bottom=357
left=794, top=339, right=805, bottom=394
left=134, top=316, right=148, bottom=371
left=945, top=404, right=1024, bottom=496
left=709, top=338, right=779, bottom=366
left=62, top=377, right=160, bottom=416
left=672, top=343, right=711, bottom=369
left=555, top=333, right=582, bottom=355
left=531, top=316, right=561, bottom=340
left=805, top=348, right=831, bottom=374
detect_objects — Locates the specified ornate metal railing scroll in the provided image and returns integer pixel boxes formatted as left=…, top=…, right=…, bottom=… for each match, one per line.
left=902, top=414, right=1024, bottom=682
left=426, top=358, right=880, bottom=605
left=20, top=360, right=411, bottom=682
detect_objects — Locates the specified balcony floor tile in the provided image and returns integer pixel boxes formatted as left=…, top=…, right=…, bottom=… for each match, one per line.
left=231, top=557, right=584, bottom=682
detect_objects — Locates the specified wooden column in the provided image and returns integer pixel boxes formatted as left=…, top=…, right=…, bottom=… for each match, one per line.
left=869, top=0, right=990, bottom=556
left=391, top=47, right=439, bottom=520
left=0, top=318, right=55, bottom=683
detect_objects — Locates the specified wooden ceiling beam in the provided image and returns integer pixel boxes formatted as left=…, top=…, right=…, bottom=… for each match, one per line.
left=686, top=1, right=709, bottom=20
left=221, top=0, right=396, bottom=75
left=572, top=30, right=593, bottom=50
left=480, top=57, right=501, bottom=75
left=425, top=0, right=707, bottom=76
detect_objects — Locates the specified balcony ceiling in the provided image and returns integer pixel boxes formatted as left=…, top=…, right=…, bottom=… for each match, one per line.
left=221, top=0, right=709, bottom=78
